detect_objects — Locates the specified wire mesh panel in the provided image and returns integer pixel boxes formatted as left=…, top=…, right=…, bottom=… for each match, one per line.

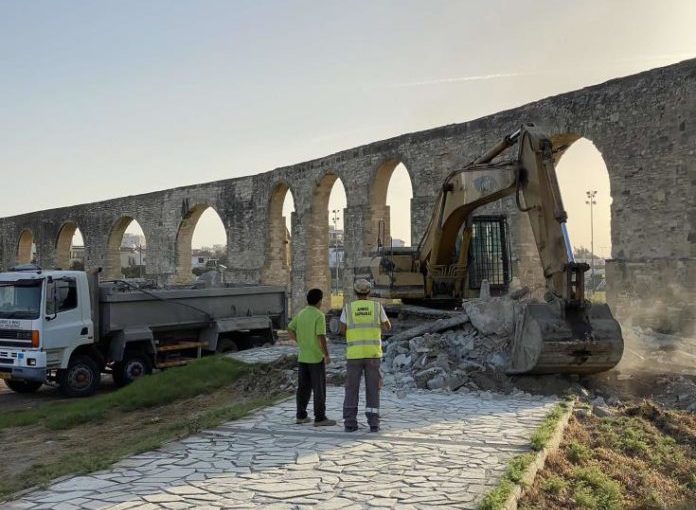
left=468, top=216, right=510, bottom=290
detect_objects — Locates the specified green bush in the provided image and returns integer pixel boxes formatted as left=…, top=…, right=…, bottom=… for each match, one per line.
left=572, top=467, right=621, bottom=510
left=567, top=440, right=591, bottom=464
left=542, top=475, right=568, bottom=495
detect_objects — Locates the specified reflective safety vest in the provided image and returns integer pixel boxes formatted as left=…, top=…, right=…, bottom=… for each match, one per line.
left=344, top=300, right=382, bottom=359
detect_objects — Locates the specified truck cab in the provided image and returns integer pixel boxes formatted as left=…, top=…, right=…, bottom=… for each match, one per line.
left=0, top=266, right=287, bottom=397
left=0, top=268, right=96, bottom=395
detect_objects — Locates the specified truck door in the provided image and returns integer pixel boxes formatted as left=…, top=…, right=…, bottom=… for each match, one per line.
left=43, top=277, right=91, bottom=366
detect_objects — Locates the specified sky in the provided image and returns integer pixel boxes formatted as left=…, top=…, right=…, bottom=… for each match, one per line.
left=2, top=1, right=695, bottom=258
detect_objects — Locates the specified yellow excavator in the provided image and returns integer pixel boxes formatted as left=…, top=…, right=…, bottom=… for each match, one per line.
left=357, top=124, right=623, bottom=375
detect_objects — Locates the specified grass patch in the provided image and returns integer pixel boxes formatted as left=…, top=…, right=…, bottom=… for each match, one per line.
left=530, top=402, right=568, bottom=451
left=505, top=453, right=536, bottom=484
left=542, top=475, right=568, bottom=495
left=0, top=395, right=279, bottom=500
left=566, top=440, right=591, bottom=464
left=572, top=467, right=621, bottom=510
left=0, top=409, right=45, bottom=429
left=479, top=453, right=538, bottom=509
left=0, top=356, right=291, bottom=501
left=479, top=478, right=516, bottom=510
left=0, top=356, right=252, bottom=431
left=479, top=402, right=571, bottom=510
left=519, top=402, right=696, bottom=510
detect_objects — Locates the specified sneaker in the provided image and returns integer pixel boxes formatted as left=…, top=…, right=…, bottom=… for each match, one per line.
left=313, top=418, right=337, bottom=427
left=344, top=425, right=358, bottom=432
left=295, top=417, right=311, bottom=424
left=369, top=426, right=380, bottom=433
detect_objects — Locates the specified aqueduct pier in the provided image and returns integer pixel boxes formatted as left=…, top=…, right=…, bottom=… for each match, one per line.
left=1, top=59, right=694, bottom=335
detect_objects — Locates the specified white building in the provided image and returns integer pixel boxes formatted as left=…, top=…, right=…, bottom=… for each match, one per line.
left=192, top=249, right=216, bottom=269
left=122, top=233, right=146, bottom=249
left=120, top=246, right=146, bottom=268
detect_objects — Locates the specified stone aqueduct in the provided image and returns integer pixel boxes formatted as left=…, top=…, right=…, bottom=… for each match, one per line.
left=1, top=60, right=694, bottom=335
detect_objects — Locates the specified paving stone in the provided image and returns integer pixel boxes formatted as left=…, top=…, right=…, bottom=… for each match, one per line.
left=9, top=385, right=557, bottom=508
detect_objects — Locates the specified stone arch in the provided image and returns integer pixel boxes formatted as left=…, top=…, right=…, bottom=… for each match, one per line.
left=554, top=135, right=612, bottom=291
left=55, top=221, right=85, bottom=270
left=366, top=159, right=414, bottom=253
left=262, top=182, right=295, bottom=287
left=175, top=204, right=227, bottom=283
left=307, top=172, right=346, bottom=307
left=507, top=131, right=613, bottom=296
left=105, top=216, right=147, bottom=279
left=16, top=229, right=35, bottom=264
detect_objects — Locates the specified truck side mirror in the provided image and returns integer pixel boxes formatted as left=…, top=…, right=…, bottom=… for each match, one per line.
left=46, top=279, right=58, bottom=321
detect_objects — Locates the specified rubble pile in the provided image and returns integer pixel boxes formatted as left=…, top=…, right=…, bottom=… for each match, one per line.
left=382, top=296, right=524, bottom=394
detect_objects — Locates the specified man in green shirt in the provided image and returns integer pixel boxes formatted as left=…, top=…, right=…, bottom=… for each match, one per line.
left=287, top=288, right=336, bottom=426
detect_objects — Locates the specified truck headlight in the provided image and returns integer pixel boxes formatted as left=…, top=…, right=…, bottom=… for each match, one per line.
left=27, top=358, right=36, bottom=366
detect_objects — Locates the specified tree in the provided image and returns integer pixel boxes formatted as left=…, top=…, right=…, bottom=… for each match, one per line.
left=70, top=260, right=85, bottom=271
left=122, top=266, right=145, bottom=278
left=192, top=266, right=213, bottom=277
left=573, top=246, right=597, bottom=259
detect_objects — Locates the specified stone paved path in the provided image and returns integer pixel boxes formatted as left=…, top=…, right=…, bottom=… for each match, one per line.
left=5, top=381, right=557, bottom=510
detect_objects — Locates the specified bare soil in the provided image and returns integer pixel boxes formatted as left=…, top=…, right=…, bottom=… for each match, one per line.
left=0, top=377, right=118, bottom=412
left=0, top=366, right=291, bottom=500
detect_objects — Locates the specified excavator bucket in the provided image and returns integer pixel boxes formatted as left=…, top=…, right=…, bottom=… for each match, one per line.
left=508, top=302, right=624, bottom=375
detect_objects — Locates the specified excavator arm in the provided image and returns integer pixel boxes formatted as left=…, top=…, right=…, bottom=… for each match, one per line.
left=359, top=125, right=623, bottom=374
left=507, top=126, right=623, bottom=374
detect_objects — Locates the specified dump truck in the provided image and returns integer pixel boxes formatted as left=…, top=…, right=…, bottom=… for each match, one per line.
left=357, top=124, right=623, bottom=375
left=0, top=267, right=287, bottom=397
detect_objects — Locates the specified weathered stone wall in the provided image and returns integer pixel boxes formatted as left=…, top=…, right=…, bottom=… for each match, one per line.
left=1, top=59, right=694, bottom=334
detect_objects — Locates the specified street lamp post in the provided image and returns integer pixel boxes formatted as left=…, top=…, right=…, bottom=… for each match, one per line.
left=331, top=209, right=341, bottom=294
left=138, top=244, right=144, bottom=279
left=585, top=190, right=597, bottom=295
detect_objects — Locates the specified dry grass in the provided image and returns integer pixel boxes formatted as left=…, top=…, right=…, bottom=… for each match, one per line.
left=519, top=401, right=696, bottom=510
left=0, top=359, right=291, bottom=501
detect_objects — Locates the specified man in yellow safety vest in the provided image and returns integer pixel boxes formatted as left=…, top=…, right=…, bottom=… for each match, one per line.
left=340, top=279, right=391, bottom=432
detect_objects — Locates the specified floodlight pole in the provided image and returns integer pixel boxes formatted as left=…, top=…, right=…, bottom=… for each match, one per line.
left=585, top=190, right=597, bottom=295
left=331, top=209, right=341, bottom=293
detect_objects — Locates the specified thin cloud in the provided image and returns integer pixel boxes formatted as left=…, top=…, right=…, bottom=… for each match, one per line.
left=383, top=54, right=695, bottom=90
left=387, top=72, right=531, bottom=88
left=614, top=53, right=696, bottom=64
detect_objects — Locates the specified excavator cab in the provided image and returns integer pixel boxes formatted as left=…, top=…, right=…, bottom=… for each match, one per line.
left=358, top=125, right=624, bottom=374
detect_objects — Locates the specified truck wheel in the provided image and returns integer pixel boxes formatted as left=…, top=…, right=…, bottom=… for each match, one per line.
left=216, top=337, right=239, bottom=353
left=58, top=355, right=101, bottom=398
left=112, top=353, right=152, bottom=387
left=5, top=379, right=43, bottom=393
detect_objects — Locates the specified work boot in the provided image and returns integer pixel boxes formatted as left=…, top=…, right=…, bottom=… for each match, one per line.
left=314, top=418, right=337, bottom=427
left=295, top=417, right=311, bottom=424
left=345, top=425, right=358, bottom=432
left=369, top=426, right=380, bottom=433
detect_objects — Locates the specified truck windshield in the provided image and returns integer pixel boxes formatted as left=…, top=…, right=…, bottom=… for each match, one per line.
left=0, top=280, right=43, bottom=320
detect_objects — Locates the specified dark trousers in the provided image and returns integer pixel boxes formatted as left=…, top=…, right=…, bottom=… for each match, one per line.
left=296, top=361, right=327, bottom=421
left=343, top=358, right=382, bottom=428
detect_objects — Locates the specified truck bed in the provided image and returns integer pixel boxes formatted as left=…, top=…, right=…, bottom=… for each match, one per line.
left=98, top=284, right=287, bottom=336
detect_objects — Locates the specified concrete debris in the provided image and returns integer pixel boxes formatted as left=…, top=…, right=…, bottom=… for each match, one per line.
left=463, top=297, right=516, bottom=336
left=508, top=286, right=531, bottom=301
left=383, top=298, right=519, bottom=395
left=580, top=396, right=611, bottom=417
left=287, top=297, right=696, bottom=410
left=653, top=376, right=696, bottom=411
left=386, top=313, right=471, bottom=345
